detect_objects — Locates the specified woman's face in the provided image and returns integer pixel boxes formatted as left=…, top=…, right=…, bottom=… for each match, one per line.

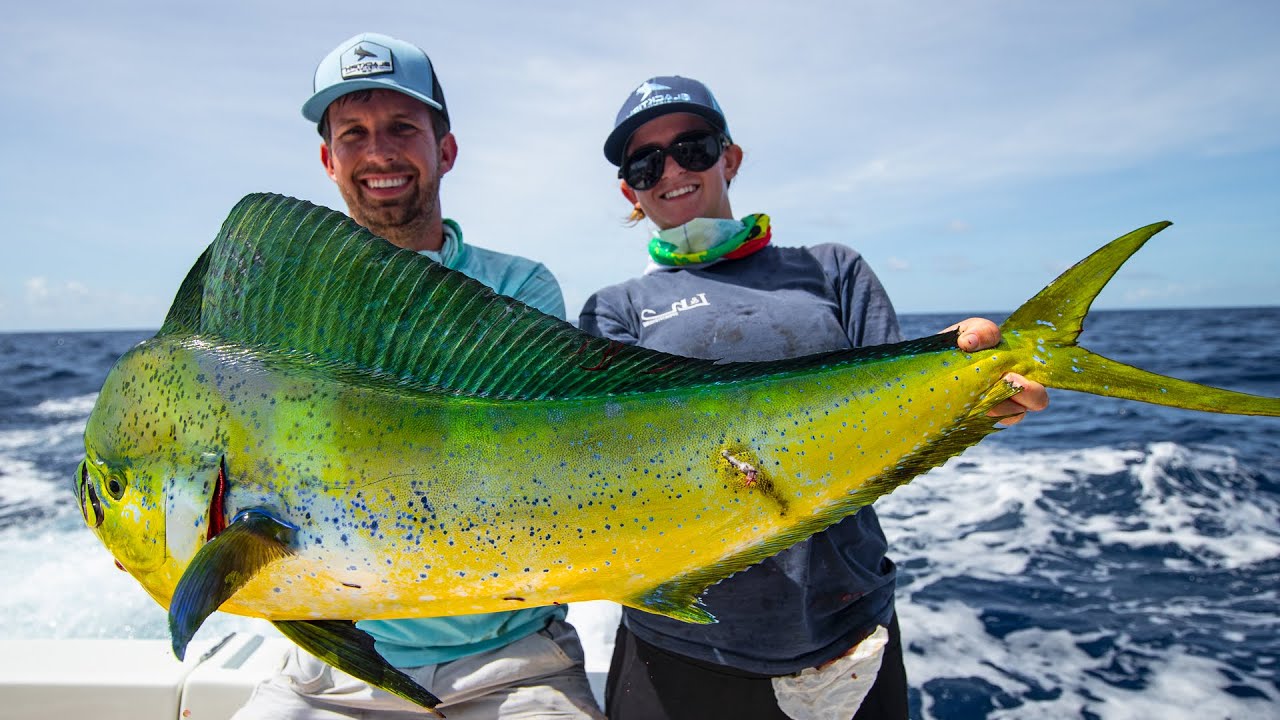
left=621, top=113, right=742, bottom=231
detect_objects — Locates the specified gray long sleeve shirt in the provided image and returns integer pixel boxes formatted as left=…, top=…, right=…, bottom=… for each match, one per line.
left=579, top=242, right=904, bottom=675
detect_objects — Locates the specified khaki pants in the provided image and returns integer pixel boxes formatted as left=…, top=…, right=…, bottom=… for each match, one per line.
left=232, top=619, right=604, bottom=719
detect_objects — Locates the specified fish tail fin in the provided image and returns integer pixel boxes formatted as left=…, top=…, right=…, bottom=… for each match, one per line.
left=1001, top=221, right=1280, bottom=417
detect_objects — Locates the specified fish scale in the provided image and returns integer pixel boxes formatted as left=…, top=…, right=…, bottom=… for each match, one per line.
left=162, top=345, right=988, bottom=619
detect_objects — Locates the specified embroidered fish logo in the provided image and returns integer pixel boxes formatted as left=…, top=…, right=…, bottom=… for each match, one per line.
left=634, top=80, right=672, bottom=101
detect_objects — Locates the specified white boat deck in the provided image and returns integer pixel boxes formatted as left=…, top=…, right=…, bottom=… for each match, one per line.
left=0, top=634, right=291, bottom=720
left=0, top=630, right=609, bottom=719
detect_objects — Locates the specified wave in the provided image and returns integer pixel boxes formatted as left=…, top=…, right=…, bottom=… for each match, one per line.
left=877, top=442, right=1280, bottom=718
left=31, top=393, right=99, bottom=420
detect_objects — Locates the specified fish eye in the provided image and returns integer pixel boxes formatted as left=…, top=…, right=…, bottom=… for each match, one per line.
left=106, top=475, right=126, bottom=500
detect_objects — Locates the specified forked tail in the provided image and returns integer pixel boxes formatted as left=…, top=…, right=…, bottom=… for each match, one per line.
left=1000, top=222, right=1280, bottom=417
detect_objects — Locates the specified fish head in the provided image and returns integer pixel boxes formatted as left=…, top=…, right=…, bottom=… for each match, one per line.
left=78, top=337, right=231, bottom=591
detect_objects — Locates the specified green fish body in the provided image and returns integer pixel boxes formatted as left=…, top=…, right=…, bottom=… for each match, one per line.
left=77, top=194, right=1280, bottom=711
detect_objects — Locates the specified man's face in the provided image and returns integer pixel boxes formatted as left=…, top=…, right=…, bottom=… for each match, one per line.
left=320, top=89, right=457, bottom=250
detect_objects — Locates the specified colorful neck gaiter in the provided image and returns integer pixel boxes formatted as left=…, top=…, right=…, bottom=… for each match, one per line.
left=648, top=214, right=772, bottom=266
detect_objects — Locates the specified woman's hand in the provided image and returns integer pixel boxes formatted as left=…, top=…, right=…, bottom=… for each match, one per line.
left=943, top=318, right=1049, bottom=426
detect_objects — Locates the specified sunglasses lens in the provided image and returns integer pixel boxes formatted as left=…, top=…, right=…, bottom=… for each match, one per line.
left=620, top=132, right=725, bottom=190
left=669, top=133, right=722, bottom=172
left=622, top=148, right=664, bottom=190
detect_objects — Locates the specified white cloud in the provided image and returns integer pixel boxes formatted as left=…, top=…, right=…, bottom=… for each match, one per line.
left=1122, top=282, right=1210, bottom=305
left=24, top=277, right=91, bottom=304
left=8, top=277, right=164, bottom=331
left=24, top=277, right=51, bottom=302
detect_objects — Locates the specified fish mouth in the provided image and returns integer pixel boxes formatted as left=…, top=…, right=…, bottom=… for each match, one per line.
left=76, top=460, right=103, bottom=528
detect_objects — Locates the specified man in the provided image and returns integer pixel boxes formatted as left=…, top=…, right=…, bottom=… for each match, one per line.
left=232, top=32, right=602, bottom=719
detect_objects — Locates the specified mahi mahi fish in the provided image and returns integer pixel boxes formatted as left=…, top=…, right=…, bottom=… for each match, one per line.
left=75, top=193, right=1280, bottom=712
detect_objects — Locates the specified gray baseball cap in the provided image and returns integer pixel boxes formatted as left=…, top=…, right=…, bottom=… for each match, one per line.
left=302, top=32, right=449, bottom=130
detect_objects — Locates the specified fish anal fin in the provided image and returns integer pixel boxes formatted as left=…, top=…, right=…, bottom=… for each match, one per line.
left=168, top=509, right=295, bottom=660
left=624, top=582, right=717, bottom=624
left=272, top=619, right=443, bottom=715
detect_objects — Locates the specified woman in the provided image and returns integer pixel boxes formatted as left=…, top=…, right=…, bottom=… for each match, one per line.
left=579, top=76, right=1048, bottom=720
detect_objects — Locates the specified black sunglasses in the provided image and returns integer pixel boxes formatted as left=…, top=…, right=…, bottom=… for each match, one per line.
left=618, top=131, right=729, bottom=191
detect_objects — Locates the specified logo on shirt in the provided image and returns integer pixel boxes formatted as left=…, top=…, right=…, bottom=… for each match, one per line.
left=640, top=292, right=710, bottom=327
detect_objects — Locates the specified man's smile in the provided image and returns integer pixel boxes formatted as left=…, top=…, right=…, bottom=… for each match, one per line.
left=364, top=176, right=410, bottom=189
left=359, top=174, right=414, bottom=200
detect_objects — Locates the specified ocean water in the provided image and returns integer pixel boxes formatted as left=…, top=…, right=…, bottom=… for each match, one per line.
left=1, top=308, right=1277, bottom=719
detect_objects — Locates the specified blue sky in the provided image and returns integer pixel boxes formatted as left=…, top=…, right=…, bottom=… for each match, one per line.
left=3, top=1, right=1277, bottom=331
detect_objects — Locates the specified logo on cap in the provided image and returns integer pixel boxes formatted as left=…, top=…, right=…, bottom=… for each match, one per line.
left=633, top=81, right=672, bottom=102
left=341, top=42, right=393, bottom=79
left=629, top=79, right=692, bottom=117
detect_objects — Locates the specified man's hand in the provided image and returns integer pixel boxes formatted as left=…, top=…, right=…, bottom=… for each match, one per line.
left=944, top=318, right=1049, bottom=427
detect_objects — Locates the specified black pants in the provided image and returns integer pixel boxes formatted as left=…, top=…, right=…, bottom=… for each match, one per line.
left=605, top=614, right=908, bottom=720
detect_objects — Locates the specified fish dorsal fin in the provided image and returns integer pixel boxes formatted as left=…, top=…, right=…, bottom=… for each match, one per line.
left=159, top=246, right=211, bottom=336
left=170, top=193, right=955, bottom=399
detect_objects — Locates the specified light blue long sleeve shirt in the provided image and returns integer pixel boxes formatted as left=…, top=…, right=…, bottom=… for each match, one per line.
left=356, top=219, right=568, bottom=668
left=418, top=219, right=566, bottom=320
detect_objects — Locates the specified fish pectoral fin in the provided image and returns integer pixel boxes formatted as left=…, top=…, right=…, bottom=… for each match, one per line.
left=624, top=581, right=717, bottom=624
left=168, top=509, right=295, bottom=660
left=272, top=619, right=443, bottom=715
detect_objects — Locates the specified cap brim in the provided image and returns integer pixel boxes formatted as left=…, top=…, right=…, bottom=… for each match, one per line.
left=301, top=79, right=445, bottom=124
left=603, top=103, right=729, bottom=165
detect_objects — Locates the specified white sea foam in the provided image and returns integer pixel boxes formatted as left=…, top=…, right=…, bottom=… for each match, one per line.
left=0, top=456, right=56, bottom=509
left=879, top=442, right=1280, bottom=717
left=0, top=427, right=48, bottom=453
left=1119, top=442, right=1280, bottom=567
left=880, top=442, right=1280, bottom=579
left=0, top=422, right=96, bottom=519
left=0, top=419, right=90, bottom=454
left=32, top=393, right=99, bottom=419
left=899, top=598, right=1278, bottom=718
left=0, top=523, right=272, bottom=641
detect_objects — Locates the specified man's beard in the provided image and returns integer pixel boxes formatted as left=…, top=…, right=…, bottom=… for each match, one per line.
left=341, top=170, right=441, bottom=248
